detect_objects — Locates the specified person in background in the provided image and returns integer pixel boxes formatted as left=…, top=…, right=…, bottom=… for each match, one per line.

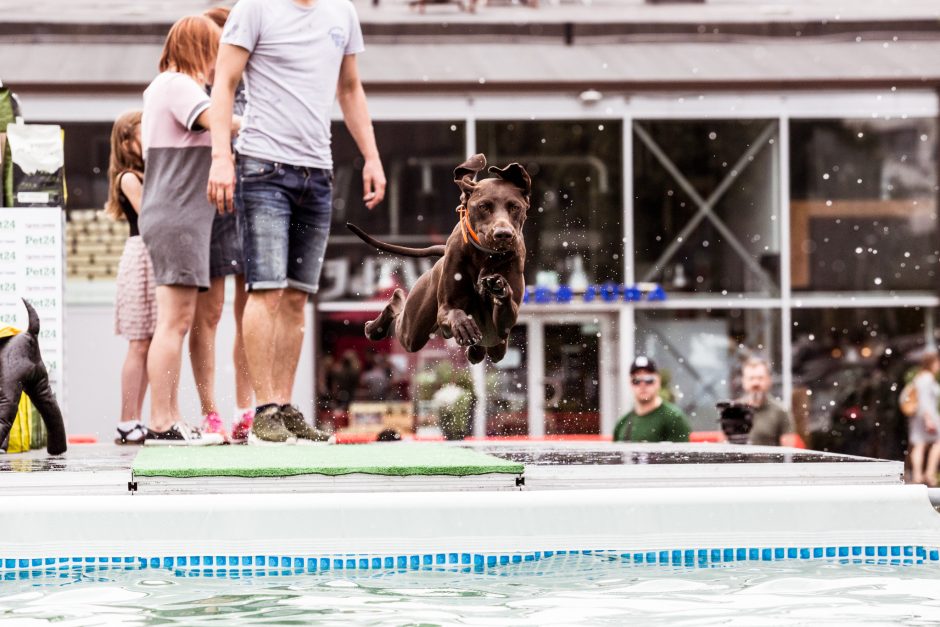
left=334, top=350, right=362, bottom=411
left=737, top=356, right=794, bottom=446
left=106, top=110, right=154, bottom=445
left=185, top=5, right=254, bottom=444
left=359, top=351, right=392, bottom=399
left=909, top=351, right=940, bottom=485
left=206, top=0, right=386, bottom=443
left=139, top=15, right=236, bottom=445
left=613, top=357, right=691, bottom=442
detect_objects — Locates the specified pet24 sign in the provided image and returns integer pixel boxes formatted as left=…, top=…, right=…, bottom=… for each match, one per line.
left=523, top=283, right=667, bottom=304
left=0, top=207, right=64, bottom=402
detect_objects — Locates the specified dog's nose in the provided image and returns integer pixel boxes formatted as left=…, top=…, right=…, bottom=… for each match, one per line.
left=492, top=228, right=514, bottom=241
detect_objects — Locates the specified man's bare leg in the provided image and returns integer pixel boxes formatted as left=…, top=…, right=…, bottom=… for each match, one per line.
left=272, top=288, right=308, bottom=404
left=242, top=289, right=283, bottom=405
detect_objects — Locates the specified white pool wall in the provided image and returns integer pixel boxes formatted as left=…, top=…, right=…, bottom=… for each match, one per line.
left=4, top=485, right=940, bottom=560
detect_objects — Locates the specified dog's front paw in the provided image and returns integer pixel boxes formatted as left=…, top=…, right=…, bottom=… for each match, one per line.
left=446, top=311, right=482, bottom=346
left=477, top=274, right=510, bottom=300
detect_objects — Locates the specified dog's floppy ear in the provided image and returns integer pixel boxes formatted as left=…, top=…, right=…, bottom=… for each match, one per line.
left=488, top=163, right=532, bottom=202
left=454, top=153, right=487, bottom=197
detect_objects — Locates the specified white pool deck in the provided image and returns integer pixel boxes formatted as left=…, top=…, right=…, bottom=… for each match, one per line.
left=0, top=441, right=905, bottom=495
left=3, top=442, right=939, bottom=567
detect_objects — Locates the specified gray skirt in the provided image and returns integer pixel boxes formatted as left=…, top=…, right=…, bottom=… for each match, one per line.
left=139, top=199, right=214, bottom=290
left=909, top=414, right=940, bottom=446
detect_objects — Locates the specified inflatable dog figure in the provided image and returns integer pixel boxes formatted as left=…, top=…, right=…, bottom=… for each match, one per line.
left=0, top=299, right=67, bottom=454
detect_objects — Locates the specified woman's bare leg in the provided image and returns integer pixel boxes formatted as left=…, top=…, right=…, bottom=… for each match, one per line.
left=233, top=274, right=254, bottom=410
left=911, top=443, right=927, bottom=484
left=147, top=285, right=198, bottom=432
left=120, top=338, right=151, bottom=422
left=925, top=442, right=940, bottom=487
left=189, top=276, right=226, bottom=416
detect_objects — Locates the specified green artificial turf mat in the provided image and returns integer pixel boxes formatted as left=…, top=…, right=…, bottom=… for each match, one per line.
left=132, top=443, right=524, bottom=478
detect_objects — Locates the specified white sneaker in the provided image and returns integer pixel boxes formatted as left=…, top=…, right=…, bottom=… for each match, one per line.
left=144, top=421, right=225, bottom=446
left=114, top=421, right=146, bottom=445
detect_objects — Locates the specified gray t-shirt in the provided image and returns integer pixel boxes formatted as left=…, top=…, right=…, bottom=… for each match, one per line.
left=738, top=396, right=793, bottom=446
left=222, top=0, right=365, bottom=169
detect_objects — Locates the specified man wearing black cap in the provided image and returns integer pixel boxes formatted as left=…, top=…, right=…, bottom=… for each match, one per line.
left=613, top=356, right=691, bottom=442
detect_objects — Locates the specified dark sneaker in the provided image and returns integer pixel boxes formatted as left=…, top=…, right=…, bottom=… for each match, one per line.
left=144, top=422, right=224, bottom=446
left=249, top=405, right=297, bottom=445
left=279, top=404, right=333, bottom=443
left=114, top=422, right=147, bottom=445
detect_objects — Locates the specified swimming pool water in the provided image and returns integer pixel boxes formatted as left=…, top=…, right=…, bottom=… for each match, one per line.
left=2, top=555, right=940, bottom=625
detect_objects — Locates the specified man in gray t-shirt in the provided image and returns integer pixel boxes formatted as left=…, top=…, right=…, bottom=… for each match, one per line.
left=737, top=357, right=795, bottom=446
left=207, top=0, right=386, bottom=443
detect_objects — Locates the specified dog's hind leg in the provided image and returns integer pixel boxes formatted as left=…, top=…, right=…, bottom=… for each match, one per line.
left=0, top=382, right=24, bottom=454
left=393, top=271, right=441, bottom=353
left=364, top=289, right=405, bottom=341
left=23, top=369, right=67, bottom=455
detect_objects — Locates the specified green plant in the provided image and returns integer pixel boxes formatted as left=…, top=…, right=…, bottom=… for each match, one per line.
left=415, top=361, right=475, bottom=439
left=436, top=384, right=475, bottom=440
left=415, top=361, right=473, bottom=400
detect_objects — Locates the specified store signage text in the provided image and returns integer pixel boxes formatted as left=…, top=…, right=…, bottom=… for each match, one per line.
left=523, top=283, right=667, bottom=304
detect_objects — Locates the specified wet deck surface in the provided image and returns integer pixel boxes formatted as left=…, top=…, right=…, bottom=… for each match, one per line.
left=0, top=444, right=137, bottom=473
left=471, top=444, right=874, bottom=466
left=0, top=442, right=900, bottom=495
left=1, top=441, right=881, bottom=472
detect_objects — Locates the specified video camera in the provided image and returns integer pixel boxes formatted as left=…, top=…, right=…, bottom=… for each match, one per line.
left=716, top=400, right=754, bottom=444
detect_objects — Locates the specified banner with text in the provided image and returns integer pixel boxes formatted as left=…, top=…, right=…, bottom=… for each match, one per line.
left=0, top=207, right=64, bottom=403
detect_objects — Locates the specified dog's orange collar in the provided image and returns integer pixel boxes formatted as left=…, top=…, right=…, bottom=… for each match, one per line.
left=456, top=204, right=481, bottom=245
left=456, top=204, right=510, bottom=256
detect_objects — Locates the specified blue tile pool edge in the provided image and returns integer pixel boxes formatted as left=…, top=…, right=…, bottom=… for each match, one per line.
left=1, top=545, right=938, bottom=577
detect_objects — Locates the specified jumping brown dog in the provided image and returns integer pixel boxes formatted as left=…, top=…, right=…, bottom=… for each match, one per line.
left=347, top=154, right=529, bottom=364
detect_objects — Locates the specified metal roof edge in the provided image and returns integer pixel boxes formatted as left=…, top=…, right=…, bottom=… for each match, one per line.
left=2, top=18, right=940, bottom=43
left=11, top=78, right=940, bottom=93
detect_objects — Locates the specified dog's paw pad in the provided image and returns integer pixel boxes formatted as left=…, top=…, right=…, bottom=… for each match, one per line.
left=480, top=275, right=509, bottom=298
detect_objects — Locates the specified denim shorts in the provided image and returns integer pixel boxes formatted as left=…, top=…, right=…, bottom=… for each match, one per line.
left=209, top=210, right=243, bottom=278
left=235, top=154, right=332, bottom=294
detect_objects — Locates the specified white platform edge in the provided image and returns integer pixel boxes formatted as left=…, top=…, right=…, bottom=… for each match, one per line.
left=3, top=485, right=939, bottom=559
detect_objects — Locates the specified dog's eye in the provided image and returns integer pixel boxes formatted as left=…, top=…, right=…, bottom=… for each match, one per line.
left=477, top=202, right=491, bottom=212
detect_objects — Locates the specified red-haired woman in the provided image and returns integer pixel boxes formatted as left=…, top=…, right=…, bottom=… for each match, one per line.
left=139, top=15, right=237, bottom=445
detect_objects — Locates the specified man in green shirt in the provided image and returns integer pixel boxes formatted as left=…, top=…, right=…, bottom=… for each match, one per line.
left=613, top=356, right=691, bottom=442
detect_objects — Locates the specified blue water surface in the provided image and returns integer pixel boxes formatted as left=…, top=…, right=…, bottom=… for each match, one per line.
left=1, top=554, right=939, bottom=625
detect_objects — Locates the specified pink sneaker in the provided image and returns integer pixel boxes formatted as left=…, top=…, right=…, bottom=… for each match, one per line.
left=200, top=411, right=228, bottom=442
left=231, top=409, right=254, bottom=444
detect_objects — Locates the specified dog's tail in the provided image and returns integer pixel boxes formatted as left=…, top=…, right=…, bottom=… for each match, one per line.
left=346, top=223, right=446, bottom=258
left=23, top=298, right=40, bottom=335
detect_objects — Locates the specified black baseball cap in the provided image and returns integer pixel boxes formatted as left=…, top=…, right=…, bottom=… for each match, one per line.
left=629, top=356, right=658, bottom=375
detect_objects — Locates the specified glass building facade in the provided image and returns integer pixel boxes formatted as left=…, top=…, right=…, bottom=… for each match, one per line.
left=56, top=89, right=939, bottom=457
